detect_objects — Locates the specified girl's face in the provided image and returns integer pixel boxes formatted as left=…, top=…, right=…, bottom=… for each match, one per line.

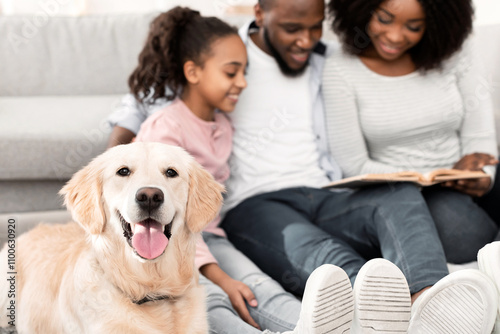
left=194, top=34, right=247, bottom=114
left=367, top=0, right=426, bottom=61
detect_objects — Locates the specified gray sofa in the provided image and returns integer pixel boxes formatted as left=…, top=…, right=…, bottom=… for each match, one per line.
left=0, top=13, right=499, bottom=245
left=0, top=13, right=156, bottom=213
left=0, top=13, right=159, bottom=244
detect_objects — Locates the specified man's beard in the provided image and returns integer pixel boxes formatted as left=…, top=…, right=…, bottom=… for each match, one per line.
left=263, top=28, right=309, bottom=77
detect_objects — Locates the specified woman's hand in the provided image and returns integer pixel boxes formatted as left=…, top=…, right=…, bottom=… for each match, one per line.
left=442, top=153, right=498, bottom=197
left=452, top=153, right=497, bottom=171
left=200, top=263, right=260, bottom=329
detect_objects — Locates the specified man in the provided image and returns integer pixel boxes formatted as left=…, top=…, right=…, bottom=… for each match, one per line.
left=107, top=0, right=498, bottom=332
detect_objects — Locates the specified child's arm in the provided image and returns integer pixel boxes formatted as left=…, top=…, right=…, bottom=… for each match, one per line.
left=200, top=263, right=260, bottom=329
left=135, top=106, right=260, bottom=327
left=195, top=235, right=260, bottom=329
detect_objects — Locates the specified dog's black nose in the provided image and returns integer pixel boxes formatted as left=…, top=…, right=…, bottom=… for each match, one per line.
left=135, top=187, right=164, bottom=211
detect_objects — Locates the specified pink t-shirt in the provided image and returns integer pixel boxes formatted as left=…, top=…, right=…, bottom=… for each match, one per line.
left=135, top=98, right=233, bottom=269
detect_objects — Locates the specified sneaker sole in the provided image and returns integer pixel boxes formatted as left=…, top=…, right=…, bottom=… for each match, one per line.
left=408, top=269, right=498, bottom=334
left=301, top=264, right=354, bottom=334
left=478, top=242, right=500, bottom=334
left=353, top=258, right=411, bottom=333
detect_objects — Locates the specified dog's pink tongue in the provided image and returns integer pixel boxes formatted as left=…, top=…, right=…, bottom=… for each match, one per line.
left=131, top=220, right=168, bottom=259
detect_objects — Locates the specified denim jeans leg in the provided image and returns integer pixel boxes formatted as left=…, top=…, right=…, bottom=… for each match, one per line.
left=200, top=274, right=265, bottom=334
left=203, top=233, right=298, bottom=332
left=221, top=188, right=368, bottom=295
left=313, top=183, right=449, bottom=294
left=477, top=160, right=500, bottom=229
left=422, top=186, right=498, bottom=264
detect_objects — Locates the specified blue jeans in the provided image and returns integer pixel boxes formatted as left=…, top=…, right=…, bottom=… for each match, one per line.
left=423, top=186, right=498, bottom=264
left=221, top=183, right=449, bottom=295
left=201, top=233, right=300, bottom=334
left=477, top=165, right=500, bottom=239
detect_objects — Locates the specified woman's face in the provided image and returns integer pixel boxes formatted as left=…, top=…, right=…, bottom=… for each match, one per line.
left=367, top=0, right=426, bottom=61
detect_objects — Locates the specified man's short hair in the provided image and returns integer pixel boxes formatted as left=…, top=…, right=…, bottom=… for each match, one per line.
left=258, top=0, right=276, bottom=11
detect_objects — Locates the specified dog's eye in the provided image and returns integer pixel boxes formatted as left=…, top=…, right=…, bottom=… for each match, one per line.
left=117, top=167, right=131, bottom=177
left=165, top=169, right=178, bottom=178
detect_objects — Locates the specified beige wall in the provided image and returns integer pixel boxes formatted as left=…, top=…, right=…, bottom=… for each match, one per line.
left=0, top=0, right=255, bottom=17
left=474, top=0, right=500, bottom=25
left=0, top=0, right=498, bottom=26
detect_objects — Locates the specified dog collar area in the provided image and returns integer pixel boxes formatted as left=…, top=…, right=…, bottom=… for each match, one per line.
left=134, top=295, right=174, bottom=305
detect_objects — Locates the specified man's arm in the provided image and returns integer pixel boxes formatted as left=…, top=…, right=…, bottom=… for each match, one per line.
left=106, top=126, right=136, bottom=148
left=106, top=93, right=171, bottom=148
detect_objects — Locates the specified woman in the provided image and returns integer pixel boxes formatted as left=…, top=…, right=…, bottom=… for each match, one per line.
left=324, top=0, right=499, bottom=264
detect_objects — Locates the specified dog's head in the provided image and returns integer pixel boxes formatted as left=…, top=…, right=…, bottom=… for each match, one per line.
left=60, top=142, right=224, bottom=262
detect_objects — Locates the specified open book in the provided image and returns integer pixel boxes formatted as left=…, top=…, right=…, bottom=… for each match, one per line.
left=324, top=169, right=490, bottom=189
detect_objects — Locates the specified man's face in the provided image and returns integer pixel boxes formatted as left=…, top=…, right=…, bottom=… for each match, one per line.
left=256, top=0, right=324, bottom=76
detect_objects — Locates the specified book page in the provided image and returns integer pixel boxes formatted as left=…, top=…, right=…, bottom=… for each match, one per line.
left=364, top=171, right=422, bottom=181
left=324, top=169, right=489, bottom=189
left=426, top=169, right=489, bottom=182
left=324, top=171, right=422, bottom=189
left=424, top=169, right=467, bottom=180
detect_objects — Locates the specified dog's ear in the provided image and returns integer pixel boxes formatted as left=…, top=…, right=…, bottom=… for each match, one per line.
left=60, top=160, right=105, bottom=235
left=186, top=161, right=224, bottom=233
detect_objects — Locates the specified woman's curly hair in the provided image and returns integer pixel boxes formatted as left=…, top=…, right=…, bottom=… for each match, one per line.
left=128, top=7, right=238, bottom=103
left=328, top=0, right=474, bottom=71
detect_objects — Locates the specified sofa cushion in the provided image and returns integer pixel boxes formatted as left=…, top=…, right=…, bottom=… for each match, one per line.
left=0, top=13, right=156, bottom=96
left=0, top=210, right=72, bottom=246
left=0, top=95, right=120, bottom=180
left=0, top=180, right=67, bottom=214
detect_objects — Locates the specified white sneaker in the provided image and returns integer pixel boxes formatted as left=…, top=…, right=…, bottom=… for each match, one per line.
left=478, top=241, right=500, bottom=334
left=408, top=269, right=497, bottom=334
left=351, top=258, right=411, bottom=333
left=289, top=264, right=354, bottom=334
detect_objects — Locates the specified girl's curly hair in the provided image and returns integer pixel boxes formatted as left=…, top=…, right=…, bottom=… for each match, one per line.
left=328, top=0, right=474, bottom=71
left=128, top=7, right=238, bottom=103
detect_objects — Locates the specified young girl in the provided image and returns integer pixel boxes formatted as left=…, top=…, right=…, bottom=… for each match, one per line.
left=132, top=7, right=354, bottom=334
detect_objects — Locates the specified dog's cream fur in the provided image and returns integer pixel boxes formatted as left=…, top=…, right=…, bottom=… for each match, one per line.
left=0, top=142, right=224, bottom=334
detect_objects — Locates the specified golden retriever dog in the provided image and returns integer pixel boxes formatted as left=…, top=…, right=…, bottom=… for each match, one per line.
left=0, top=142, right=223, bottom=334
